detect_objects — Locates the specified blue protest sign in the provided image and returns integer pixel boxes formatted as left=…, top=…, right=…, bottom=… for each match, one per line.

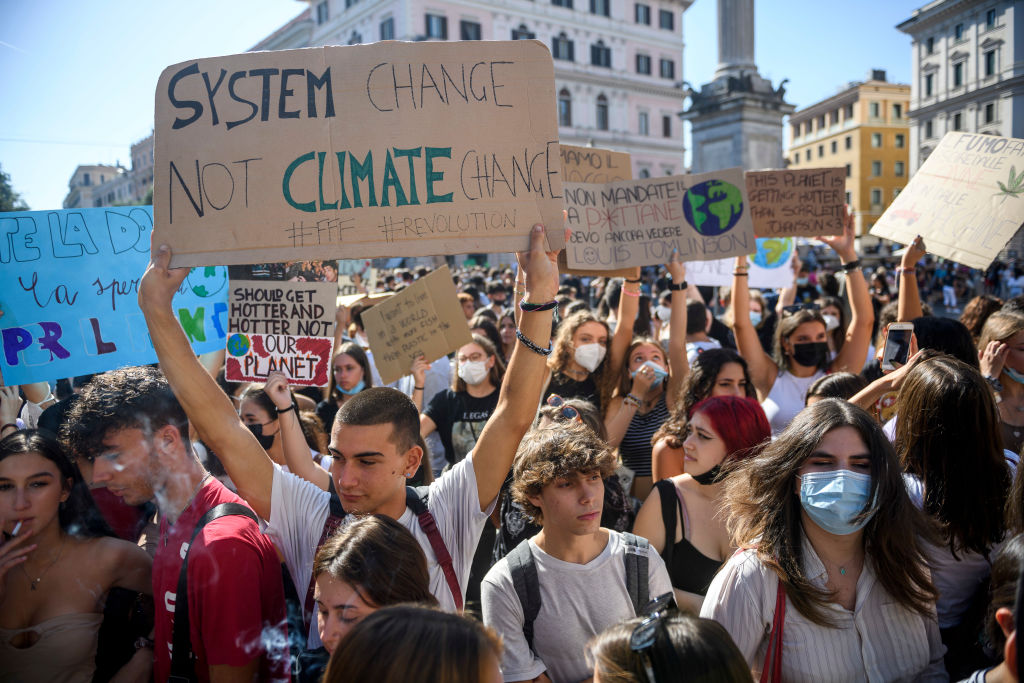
left=0, top=206, right=228, bottom=385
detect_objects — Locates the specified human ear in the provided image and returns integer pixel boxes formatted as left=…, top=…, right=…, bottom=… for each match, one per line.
left=996, top=607, right=1015, bottom=637
left=404, top=444, right=423, bottom=477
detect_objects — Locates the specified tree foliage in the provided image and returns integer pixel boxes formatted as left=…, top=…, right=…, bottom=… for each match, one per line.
left=0, top=164, right=29, bottom=212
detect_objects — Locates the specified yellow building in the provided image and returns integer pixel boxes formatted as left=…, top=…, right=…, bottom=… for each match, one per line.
left=786, top=71, right=910, bottom=239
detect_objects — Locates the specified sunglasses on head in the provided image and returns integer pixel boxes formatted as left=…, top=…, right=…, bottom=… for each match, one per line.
left=545, top=394, right=581, bottom=422
left=629, top=593, right=676, bottom=683
left=782, top=303, right=821, bottom=317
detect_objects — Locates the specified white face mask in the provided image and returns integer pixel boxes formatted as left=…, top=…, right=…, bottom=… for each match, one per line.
left=458, top=360, right=489, bottom=385
left=656, top=305, right=672, bottom=322
left=574, top=343, right=607, bottom=373
left=822, top=314, right=840, bottom=332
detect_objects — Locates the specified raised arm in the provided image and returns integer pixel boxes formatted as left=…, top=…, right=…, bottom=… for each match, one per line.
left=730, top=256, right=777, bottom=399
left=473, top=225, right=559, bottom=511
left=138, top=243, right=274, bottom=520
left=775, top=253, right=800, bottom=316
left=266, top=370, right=329, bottom=491
left=410, top=356, right=429, bottom=411
left=897, top=235, right=927, bottom=322
left=825, top=210, right=875, bottom=374
left=608, top=268, right=642, bottom=378
left=664, top=250, right=688, bottom=412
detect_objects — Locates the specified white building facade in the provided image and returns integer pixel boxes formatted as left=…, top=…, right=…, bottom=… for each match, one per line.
left=252, top=0, right=691, bottom=179
left=897, top=0, right=1023, bottom=172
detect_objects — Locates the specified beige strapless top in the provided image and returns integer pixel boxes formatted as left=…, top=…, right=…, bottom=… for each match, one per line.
left=0, top=612, right=103, bottom=683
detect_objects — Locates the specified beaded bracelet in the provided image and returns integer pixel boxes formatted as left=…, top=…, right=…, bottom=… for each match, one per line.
left=519, top=299, right=558, bottom=312
left=623, top=394, right=641, bottom=408
left=515, top=328, right=552, bottom=356
left=895, top=267, right=916, bottom=276
left=622, top=289, right=640, bottom=298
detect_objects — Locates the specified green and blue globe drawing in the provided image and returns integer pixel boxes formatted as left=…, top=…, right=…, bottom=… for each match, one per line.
left=751, top=237, right=795, bottom=269
left=227, top=333, right=250, bottom=357
left=682, top=180, right=744, bottom=237
left=187, top=266, right=228, bottom=298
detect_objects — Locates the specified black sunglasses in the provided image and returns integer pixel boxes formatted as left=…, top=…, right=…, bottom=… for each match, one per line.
left=782, top=302, right=821, bottom=316
left=629, top=593, right=675, bottom=683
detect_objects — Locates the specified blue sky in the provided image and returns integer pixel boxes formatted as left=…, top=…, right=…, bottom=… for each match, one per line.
left=1, top=0, right=925, bottom=211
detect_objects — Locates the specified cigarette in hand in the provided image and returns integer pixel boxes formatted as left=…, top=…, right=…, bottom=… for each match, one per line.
left=11, top=521, right=22, bottom=537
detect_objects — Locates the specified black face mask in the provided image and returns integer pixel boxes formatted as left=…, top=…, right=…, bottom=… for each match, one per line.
left=790, top=341, right=829, bottom=368
left=693, top=465, right=723, bottom=486
left=246, top=422, right=276, bottom=451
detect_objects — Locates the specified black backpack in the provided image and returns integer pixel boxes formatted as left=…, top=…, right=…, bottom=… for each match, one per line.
left=506, top=532, right=649, bottom=653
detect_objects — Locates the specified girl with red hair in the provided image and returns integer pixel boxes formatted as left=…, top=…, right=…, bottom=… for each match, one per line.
left=633, top=396, right=770, bottom=613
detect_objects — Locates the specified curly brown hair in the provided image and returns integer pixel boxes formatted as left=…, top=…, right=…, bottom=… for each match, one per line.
left=512, top=421, right=617, bottom=525
left=547, top=311, right=615, bottom=408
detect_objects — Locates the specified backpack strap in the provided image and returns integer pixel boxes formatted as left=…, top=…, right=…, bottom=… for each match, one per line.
left=303, top=478, right=347, bottom=636
left=406, top=486, right=463, bottom=612
left=759, top=578, right=787, bottom=683
left=621, top=532, right=650, bottom=615
left=168, top=502, right=259, bottom=683
left=654, top=480, right=677, bottom=569
left=507, top=539, right=541, bottom=654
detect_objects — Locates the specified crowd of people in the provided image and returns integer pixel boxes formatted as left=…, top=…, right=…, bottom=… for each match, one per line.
left=3, top=214, right=1024, bottom=683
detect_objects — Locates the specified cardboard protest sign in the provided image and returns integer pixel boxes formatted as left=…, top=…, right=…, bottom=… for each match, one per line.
left=560, top=144, right=632, bottom=183
left=225, top=281, right=336, bottom=386
left=871, top=132, right=1024, bottom=269
left=0, top=207, right=227, bottom=385
left=746, top=168, right=845, bottom=237
left=337, top=259, right=377, bottom=297
left=564, top=168, right=755, bottom=270
left=687, top=237, right=796, bottom=289
left=360, top=266, right=471, bottom=384
left=154, top=40, right=565, bottom=268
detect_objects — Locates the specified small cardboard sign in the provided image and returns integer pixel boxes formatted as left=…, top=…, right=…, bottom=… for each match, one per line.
left=337, top=259, right=377, bottom=297
left=870, top=132, right=1024, bottom=269
left=154, top=40, right=565, bottom=268
left=746, top=168, right=846, bottom=237
left=563, top=168, right=755, bottom=270
left=559, top=144, right=632, bottom=183
left=687, top=237, right=796, bottom=289
left=360, top=266, right=471, bottom=385
left=225, top=281, right=337, bottom=386
left=0, top=207, right=227, bottom=385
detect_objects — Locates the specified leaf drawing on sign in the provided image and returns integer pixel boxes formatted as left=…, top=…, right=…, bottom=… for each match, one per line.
left=996, top=165, right=1024, bottom=202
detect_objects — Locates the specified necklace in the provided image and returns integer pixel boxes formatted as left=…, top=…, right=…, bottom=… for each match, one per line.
left=562, top=366, right=588, bottom=381
left=21, top=534, right=67, bottom=590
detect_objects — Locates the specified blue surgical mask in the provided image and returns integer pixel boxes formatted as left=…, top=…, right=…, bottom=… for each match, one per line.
left=798, top=469, right=876, bottom=536
left=338, top=380, right=365, bottom=395
left=749, top=311, right=762, bottom=326
left=1005, top=367, right=1024, bottom=385
left=796, top=277, right=809, bottom=286
left=631, top=360, right=669, bottom=386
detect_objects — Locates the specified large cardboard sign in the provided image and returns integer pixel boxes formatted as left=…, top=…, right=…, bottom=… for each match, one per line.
left=746, top=168, right=845, bottom=237
left=560, top=144, right=632, bottom=183
left=154, top=40, right=565, bottom=268
left=225, top=280, right=336, bottom=386
left=360, top=266, right=471, bottom=385
left=0, top=207, right=227, bottom=385
left=871, top=132, right=1024, bottom=269
left=564, top=168, right=755, bottom=270
left=687, top=237, right=796, bottom=289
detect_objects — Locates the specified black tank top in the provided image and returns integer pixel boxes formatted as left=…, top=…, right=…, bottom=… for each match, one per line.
left=654, top=479, right=723, bottom=596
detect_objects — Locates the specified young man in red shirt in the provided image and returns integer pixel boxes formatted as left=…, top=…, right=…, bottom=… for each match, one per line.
left=64, top=367, right=289, bottom=682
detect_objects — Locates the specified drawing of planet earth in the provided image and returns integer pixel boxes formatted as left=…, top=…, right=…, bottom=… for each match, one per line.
left=682, top=180, right=744, bottom=237
left=227, top=333, right=250, bottom=357
left=751, top=237, right=795, bottom=269
left=187, top=266, right=228, bottom=298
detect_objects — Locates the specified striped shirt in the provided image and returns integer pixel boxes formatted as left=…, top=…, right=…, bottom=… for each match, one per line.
left=619, top=395, right=669, bottom=477
left=700, top=535, right=947, bottom=682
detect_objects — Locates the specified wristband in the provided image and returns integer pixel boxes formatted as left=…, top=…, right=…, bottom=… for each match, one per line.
left=276, top=403, right=297, bottom=415
left=0, top=423, right=17, bottom=434
left=732, top=271, right=749, bottom=277
left=895, top=267, right=916, bottom=276
left=515, top=328, right=552, bottom=356
left=414, top=386, right=425, bottom=391
left=667, top=280, right=687, bottom=291
left=622, top=289, right=640, bottom=297
left=518, top=299, right=557, bottom=312
left=984, top=375, right=1004, bottom=392
left=625, top=278, right=642, bottom=283
left=840, top=259, right=862, bottom=273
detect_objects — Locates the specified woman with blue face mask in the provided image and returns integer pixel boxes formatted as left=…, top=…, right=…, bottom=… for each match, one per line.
left=604, top=254, right=689, bottom=500
left=316, top=342, right=374, bottom=430
left=979, top=312, right=1024, bottom=456
left=701, top=399, right=945, bottom=682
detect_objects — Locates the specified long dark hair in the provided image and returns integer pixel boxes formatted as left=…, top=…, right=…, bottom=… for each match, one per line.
left=895, top=354, right=1009, bottom=557
left=327, top=341, right=374, bottom=400
left=723, top=399, right=938, bottom=626
left=1, top=430, right=113, bottom=538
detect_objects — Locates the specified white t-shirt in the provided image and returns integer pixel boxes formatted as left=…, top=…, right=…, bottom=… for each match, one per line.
left=761, top=369, right=825, bottom=434
left=266, top=453, right=492, bottom=648
left=481, top=531, right=672, bottom=683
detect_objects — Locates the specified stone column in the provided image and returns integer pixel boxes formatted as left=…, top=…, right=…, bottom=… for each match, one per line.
left=716, top=0, right=757, bottom=77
